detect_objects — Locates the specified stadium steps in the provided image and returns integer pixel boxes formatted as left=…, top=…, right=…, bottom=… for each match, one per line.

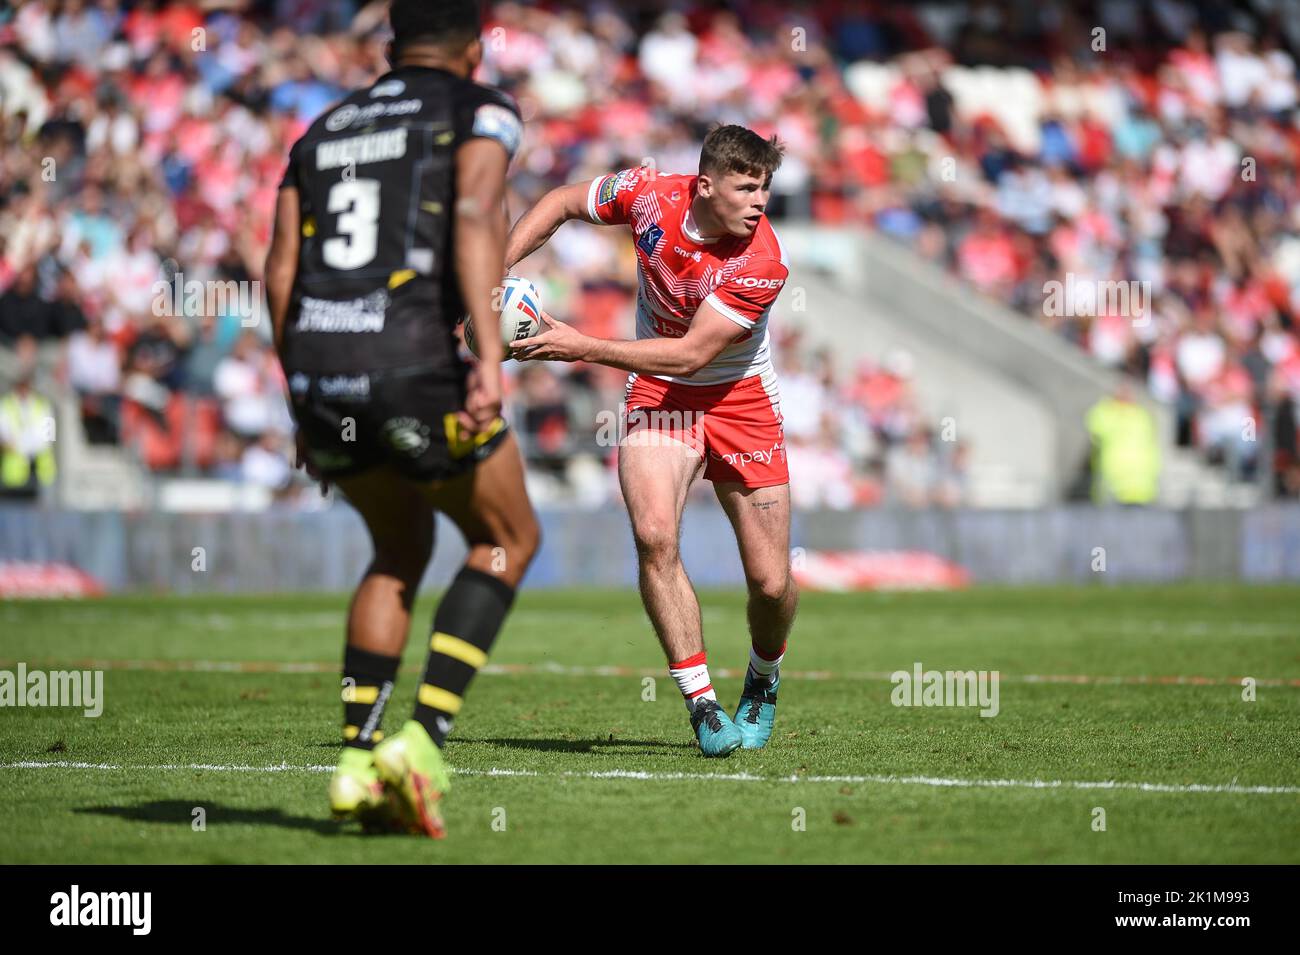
left=55, top=394, right=147, bottom=510
left=776, top=225, right=1229, bottom=506
left=1162, top=448, right=1261, bottom=508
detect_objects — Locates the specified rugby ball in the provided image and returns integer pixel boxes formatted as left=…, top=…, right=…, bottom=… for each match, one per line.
left=463, top=276, right=543, bottom=359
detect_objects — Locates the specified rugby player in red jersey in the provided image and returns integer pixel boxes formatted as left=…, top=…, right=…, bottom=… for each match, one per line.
left=504, top=126, right=797, bottom=756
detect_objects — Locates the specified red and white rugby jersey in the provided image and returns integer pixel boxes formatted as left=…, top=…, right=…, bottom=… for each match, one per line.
left=586, top=166, right=789, bottom=386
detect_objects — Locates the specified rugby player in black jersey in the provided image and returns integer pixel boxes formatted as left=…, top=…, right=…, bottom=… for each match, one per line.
left=265, top=0, right=538, bottom=839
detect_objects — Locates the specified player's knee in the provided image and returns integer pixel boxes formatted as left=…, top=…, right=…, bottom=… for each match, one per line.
left=747, top=568, right=792, bottom=604
left=494, top=514, right=540, bottom=581
left=632, top=519, right=679, bottom=566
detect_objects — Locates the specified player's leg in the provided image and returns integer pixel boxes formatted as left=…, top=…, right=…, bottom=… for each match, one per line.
left=372, top=430, right=539, bottom=837
left=713, top=480, right=798, bottom=749
left=620, top=430, right=704, bottom=659
left=699, top=375, right=797, bottom=749
left=410, top=429, right=539, bottom=742
left=327, top=465, right=436, bottom=826
left=619, top=423, right=742, bottom=756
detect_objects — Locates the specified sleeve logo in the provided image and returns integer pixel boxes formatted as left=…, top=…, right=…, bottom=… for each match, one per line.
left=472, top=103, right=523, bottom=157
left=370, top=79, right=406, bottom=98
left=597, top=168, right=640, bottom=206
left=596, top=174, right=620, bottom=206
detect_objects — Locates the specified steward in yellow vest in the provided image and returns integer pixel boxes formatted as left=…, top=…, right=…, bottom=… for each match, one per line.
left=0, top=382, right=57, bottom=496
left=1085, top=382, right=1160, bottom=505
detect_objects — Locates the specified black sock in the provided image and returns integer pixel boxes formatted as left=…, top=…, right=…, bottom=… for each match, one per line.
left=342, top=645, right=400, bottom=751
left=414, top=566, right=516, bottom=747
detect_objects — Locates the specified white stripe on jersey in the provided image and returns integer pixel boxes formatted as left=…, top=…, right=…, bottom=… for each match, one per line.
left=585, top=176, right=604, bottom=222
left=703, top=291, right=753, bottom=329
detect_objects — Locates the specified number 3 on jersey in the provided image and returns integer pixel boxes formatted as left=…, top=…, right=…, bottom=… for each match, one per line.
left=322, top=179, right=380, bottom=270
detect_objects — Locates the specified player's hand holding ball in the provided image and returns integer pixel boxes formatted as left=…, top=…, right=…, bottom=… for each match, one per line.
left=510, top=311, right=589, bottom=362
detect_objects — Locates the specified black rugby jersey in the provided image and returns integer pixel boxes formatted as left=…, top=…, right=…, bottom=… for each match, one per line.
left=278, top=66, right=522, bottom=375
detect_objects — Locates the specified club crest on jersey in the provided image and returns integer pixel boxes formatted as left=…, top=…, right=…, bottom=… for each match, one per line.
left=637, top=223, right=664, bottom=257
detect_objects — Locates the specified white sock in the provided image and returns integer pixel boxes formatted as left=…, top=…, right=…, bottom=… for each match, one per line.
left=669, top=651, right=716, bottom=712
left=747, top=642, right=785, bottom=686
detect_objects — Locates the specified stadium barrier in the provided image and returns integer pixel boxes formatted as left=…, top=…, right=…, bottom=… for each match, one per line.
left=2, top=504, right=1298, bottom=593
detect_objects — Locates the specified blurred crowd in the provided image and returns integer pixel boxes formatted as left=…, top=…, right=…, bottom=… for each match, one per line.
left=849, top=3, right=1300, bottom=496
left=1, top=0, right=1298, bottom=505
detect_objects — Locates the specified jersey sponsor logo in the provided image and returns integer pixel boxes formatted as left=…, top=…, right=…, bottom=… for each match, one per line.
left=673, top=244, right=703, bottom=262
left=325, top=104, right=360, bottom=131
left=316, top=128, right=408, bottom=169
left=318, top=373, right=371, bottom=398
left=637, top=223, right=665, bottom=257
left=649, top=314, right=688, bottom=338
left=732, top=276, right=785, bottom=290
left=295, top=290, right=389, bottom=333
left=289, top=372, right=310, bottom=395
left=325, top=100, right=422, bottom=133
left=471, top=103, right=522, bottom=157
left=709, top=441, right=785, bottom=468
left=381, top=417, right=431, bottom=457
left=370, top=79, right=406, bottom=98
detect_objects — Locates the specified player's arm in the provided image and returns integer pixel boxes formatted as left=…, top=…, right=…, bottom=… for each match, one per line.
left=264, top=186, right=300, bottom=360
left=455, top=137, right=512, bottom=368
left=454, top=136, right=514, bottom=433
left=503, top=179, right=600, bottom=270
left=511, top=299, right=742, bottom=376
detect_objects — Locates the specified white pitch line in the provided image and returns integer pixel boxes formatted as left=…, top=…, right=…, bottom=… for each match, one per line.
left=1, top=760, right=333, bottom=773
left=3, top=658, right=1297, bottom=687
left=1, top=760, right=1297, bottom=795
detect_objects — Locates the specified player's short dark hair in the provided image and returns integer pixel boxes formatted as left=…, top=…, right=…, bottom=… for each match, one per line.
left=389, top=0, right=482, bottom=54
left=699, top=125, right=784, bottom=181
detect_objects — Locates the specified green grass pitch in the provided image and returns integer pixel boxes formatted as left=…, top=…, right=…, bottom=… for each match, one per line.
left=1, top=584, right=1297, bottom=864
